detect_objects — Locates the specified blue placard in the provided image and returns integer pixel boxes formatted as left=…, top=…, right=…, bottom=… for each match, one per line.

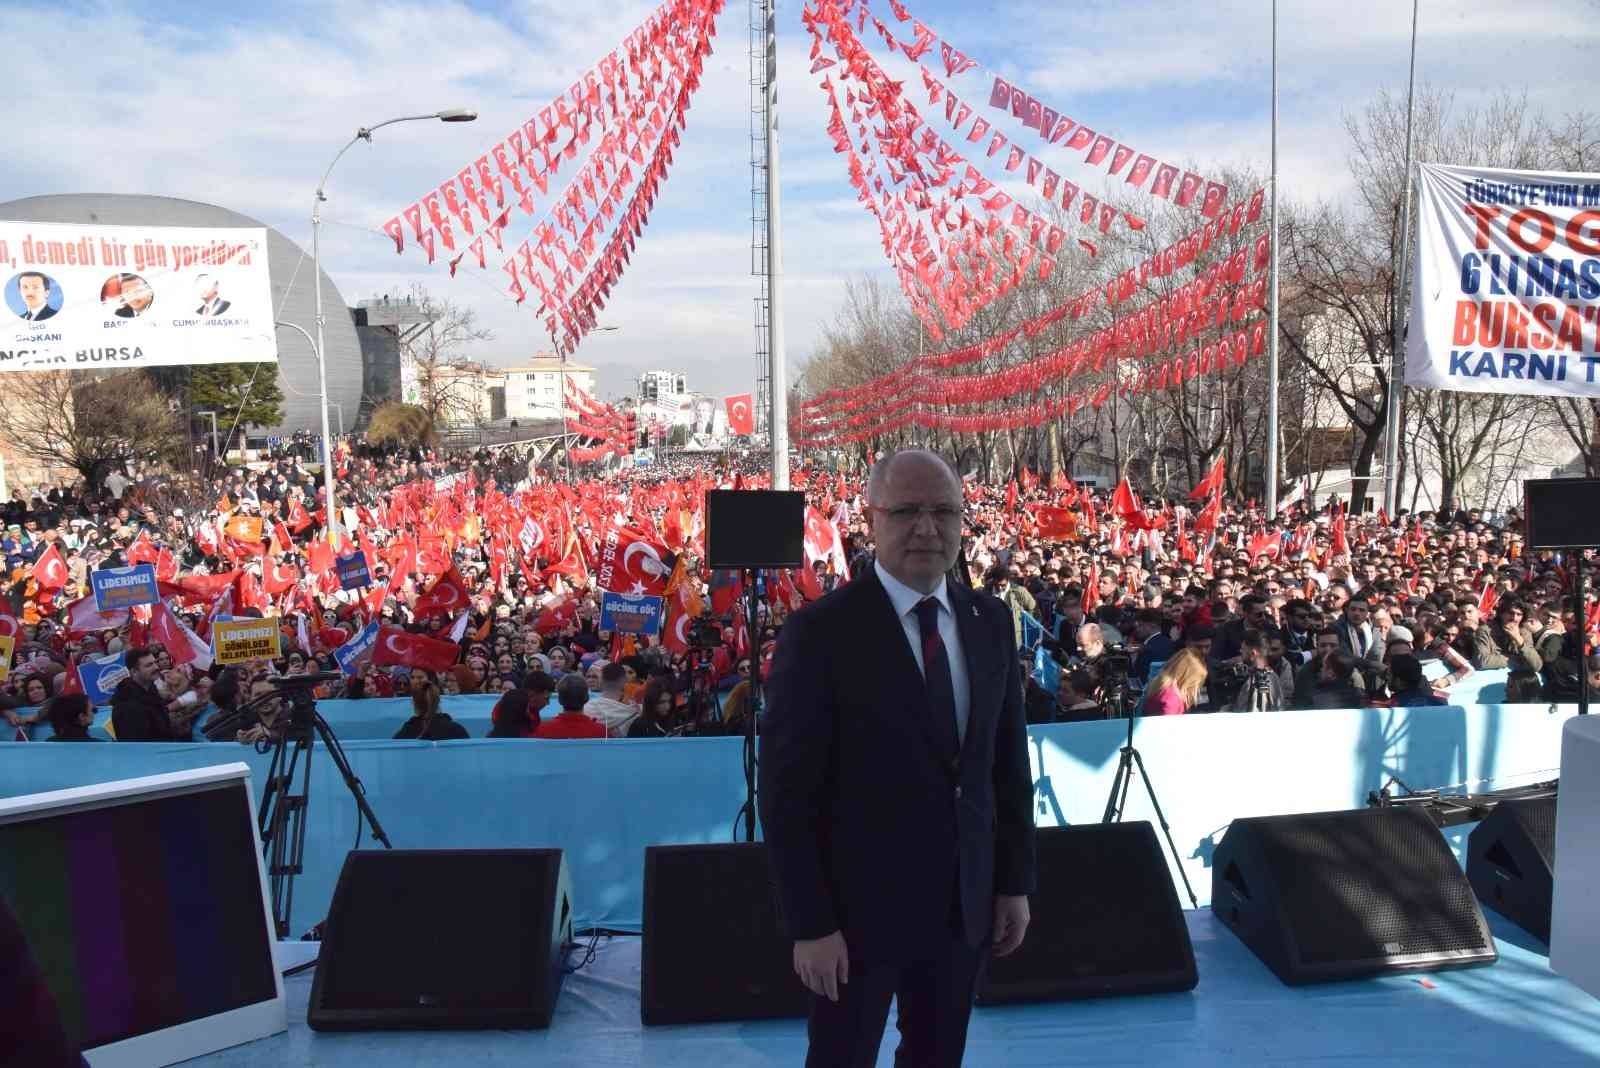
left=90, top=563, right=160, bottom=612
left=334, top=621, right=380, bottom=676
left=79, top=651, right=129, bottom=705
left=599, top=592, right=664, bottom=636
left=335, top=550, right=371, bottom=591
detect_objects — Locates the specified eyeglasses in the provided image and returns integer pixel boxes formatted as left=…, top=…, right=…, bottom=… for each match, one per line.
left=870, top=504, right=963, bottom=524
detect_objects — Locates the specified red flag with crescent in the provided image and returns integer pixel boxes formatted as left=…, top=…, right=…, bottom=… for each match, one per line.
left=412, top=566, right=471, bottom=618
left=371, top=625, right=461, bottom=673
left=596, top=526, right=673, bottom=595
left=31, top=544, right=69, bottom=590
left=725, top=394, right=755, bottom=436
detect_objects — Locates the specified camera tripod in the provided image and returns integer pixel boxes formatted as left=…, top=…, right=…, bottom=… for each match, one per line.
left=254, top=674, right=392, bottom=938
left=1100, top=684, right=1198, bottom=908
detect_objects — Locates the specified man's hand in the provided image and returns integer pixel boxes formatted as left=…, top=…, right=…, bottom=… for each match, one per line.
left=793, top=930, right=849, bottom=1002
left=992, top=895, right=1030, bottom=957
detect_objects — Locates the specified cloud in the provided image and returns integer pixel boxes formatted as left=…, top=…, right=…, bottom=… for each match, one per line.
left=2, top=0, right=1595, bottom=411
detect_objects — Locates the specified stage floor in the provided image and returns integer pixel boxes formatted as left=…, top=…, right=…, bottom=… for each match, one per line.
left=197, top=911, right=1599, bottom=1067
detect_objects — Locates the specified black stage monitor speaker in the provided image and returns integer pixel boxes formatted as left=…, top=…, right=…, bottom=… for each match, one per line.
left=976, top=822, right=1197, bottom=1005
left=1211, top=807, right=1496, bottom=985
left=308, top=849, right=573, bottom=1030
left=704, top=490, right=806, bottom=569
left=641, top=842, right=809, bottom=1025
left=1523, top=477, right=1600, bottom=550
left=1467, top=796, right=1557, bottom=943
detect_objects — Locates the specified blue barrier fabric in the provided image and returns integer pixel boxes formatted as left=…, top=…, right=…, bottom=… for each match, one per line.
left=3, top=669, right=1517, bottom=743
left=199, top=913, right=1600, bottom=1067
left=0, top=703, right=1574, bottom=935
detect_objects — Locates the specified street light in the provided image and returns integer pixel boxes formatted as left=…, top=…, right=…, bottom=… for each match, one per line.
left=311, top=108, right=477, bottom=545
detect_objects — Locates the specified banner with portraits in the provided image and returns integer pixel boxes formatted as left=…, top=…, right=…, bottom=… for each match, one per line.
left=0, top=220, right=278, bottom=372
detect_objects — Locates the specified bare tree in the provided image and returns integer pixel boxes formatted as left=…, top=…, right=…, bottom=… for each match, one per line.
left=1540, top=111, right=1600, bottom=474
left=399, top=283, right=493, bottom=430
left=3, top=370, right=183, bottom=491
left=1282, top=87, right=1543, bottom=510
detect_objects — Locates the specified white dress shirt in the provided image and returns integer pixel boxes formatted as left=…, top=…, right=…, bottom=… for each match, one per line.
left=875, top=560, right=971, bottom=743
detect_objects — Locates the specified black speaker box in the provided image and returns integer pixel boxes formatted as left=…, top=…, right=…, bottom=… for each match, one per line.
left=308, top=849, right=573, bottom=1030
left=1212, top=807, right=1496, bottom=985
left=1467, top=796, right=1557, bottom=943
left=1523, top=477, right=1600, bottom=550
left=641, top=842, right=809, bottom=1025
left=976, top=822, right=1197, bottom=1005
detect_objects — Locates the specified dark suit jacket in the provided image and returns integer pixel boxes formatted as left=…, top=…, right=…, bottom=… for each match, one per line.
left=110, top=679, right=177, bottom=741
left=758, top=568, right=1037, bottom=964
left=197, top=299, right=231, bottom=316
left=21, top=305, right=56, bottom=322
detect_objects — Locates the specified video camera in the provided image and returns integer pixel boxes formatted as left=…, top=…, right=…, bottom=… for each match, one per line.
left=686, top=617, right=724, bottom=650
left=201, top=671, right=342, bottom=741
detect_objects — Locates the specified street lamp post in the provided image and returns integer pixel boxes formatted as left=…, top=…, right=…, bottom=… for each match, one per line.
left=311, top=107, right=476, bottom=544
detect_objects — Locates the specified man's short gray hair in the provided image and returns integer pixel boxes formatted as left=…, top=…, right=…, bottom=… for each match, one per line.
left=866, top=449, right=961, bottom=505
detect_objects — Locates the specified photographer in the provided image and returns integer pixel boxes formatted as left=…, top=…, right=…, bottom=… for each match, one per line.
left=1225, top=629, right=1286, bottom=713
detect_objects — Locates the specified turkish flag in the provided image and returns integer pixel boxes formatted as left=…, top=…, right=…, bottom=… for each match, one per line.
left=0, top=601, right=17, bottom=640
left=236, top=569, right=268, bottom=613
left=64, top=594, right=127, bottom=635
left=172, top=570, right=241, bottom=601
left=413, top=566, right=472, bottom=618
left=127, top=530, right=158, bottom=565
left=1201, top=181, right=1228, bottom=218
left=534, top=595, right=578, bottom=635
left=1110, top=478, right=1142, bottom=520
left=1085, top=135, right=1114, bottom=166
left=725, top=394, right=755, bottom=435
left=150, top=602, right=212, bottom=668
left=661, top=601, right=691, bottom=654
left=1190, top=456, right=1226, bottom=501
left=597, top=526, right=673, bottom=595
left=263, top=559, right=301, bottom=595
left=1033, top=506, right=1077, bottom=539
left=288, top=499, right=313, bottom=533
left=31, top=544, right=68, bottom=590
left=1176, top=171, right=1204, bottom=208
left=307, top=536, right=335, bottom=576
left=154, top=547, right=178, bottom=583
left=1151, top=163, right=1180, bottom=199
left=371, top=626, right=461, bottom=673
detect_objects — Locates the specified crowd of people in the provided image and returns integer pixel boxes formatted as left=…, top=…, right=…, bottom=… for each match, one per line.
left=0, top=434, right=1589, bottom=747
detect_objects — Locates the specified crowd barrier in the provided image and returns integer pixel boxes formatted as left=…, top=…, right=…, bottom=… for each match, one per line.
left=1, top=668, right=1517, bottom=743
left=0, top=699, right=1572, bottom=933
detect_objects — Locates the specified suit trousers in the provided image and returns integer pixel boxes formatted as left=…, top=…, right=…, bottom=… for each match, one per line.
left=804, top=906, right=986, bottom=1068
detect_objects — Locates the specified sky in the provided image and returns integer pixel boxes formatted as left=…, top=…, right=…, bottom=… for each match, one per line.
left=2, top=0, right=1595, bottom=402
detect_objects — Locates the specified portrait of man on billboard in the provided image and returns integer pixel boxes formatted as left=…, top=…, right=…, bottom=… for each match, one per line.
left=194, top=274, right=231, bottom=317
left=8, top=272, right=61, bottom=322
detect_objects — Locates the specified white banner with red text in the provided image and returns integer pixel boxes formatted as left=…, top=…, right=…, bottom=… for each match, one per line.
left=1406, top=163, right=1600, bottom=398
left=0, top=220, right=276, bottom=373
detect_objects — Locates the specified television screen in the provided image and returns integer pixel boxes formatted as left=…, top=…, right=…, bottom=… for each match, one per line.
left=0, top=765, right=284, bottom=1065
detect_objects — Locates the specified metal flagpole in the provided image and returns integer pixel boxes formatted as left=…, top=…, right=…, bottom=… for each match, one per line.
left=1265, top=0, right=1281, bottom=518
left=765, top=0, right=790, bottom=489
left=1383, top=0, right=1421, bottom=517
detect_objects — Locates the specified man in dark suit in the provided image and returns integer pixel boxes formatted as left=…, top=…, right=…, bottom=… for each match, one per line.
left=195, top=274, right=231, bottom=317
left=15, top=272, right=58, bottom=321
left=760, top=449, right=1036, bottom=1067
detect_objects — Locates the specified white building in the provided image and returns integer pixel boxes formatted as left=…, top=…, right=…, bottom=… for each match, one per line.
left=503, top=354, right=597, bottom=421
left=639, top=369, right=687, bottom=402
